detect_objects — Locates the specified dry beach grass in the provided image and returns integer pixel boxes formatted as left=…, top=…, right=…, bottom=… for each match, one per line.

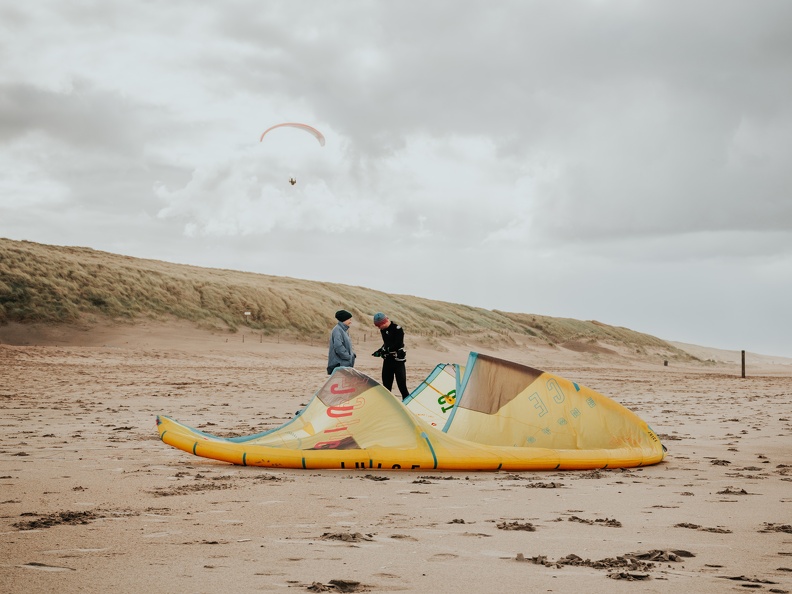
left=0, top=237, right=691, bottom=360
left=1, top=320, right=791, bottom=593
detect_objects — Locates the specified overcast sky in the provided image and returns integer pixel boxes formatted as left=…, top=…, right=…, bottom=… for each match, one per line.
left=1, top=1, right=791, bottom=357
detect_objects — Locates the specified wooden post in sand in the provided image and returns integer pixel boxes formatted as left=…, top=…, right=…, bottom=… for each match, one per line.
left=741, top=350, right=746, bottom=378
left=243, top=312, right=251, bottom=344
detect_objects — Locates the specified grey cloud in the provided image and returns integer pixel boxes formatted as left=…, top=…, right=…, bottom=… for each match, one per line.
left=0, top=80, right=197, bottom=220
left=209, top=2, right=792, bottom=142
left=0, top=82, right=151, bottom=153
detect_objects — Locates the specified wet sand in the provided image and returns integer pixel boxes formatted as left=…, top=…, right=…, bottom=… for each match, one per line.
left=1, top=322, right=791, bottom=593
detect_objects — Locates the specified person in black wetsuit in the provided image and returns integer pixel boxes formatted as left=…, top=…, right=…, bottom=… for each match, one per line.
left=371, top=312, right=410, bottom=400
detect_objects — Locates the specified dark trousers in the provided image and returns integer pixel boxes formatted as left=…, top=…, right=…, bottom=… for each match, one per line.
left=382, top=357, right=410, bottom=399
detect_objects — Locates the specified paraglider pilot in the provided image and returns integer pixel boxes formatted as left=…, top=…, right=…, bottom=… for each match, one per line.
left=289, top=177, right=296, bottom=185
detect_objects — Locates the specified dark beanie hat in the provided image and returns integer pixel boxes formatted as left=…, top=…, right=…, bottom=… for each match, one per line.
left=335, top=309, right=352, bottom=322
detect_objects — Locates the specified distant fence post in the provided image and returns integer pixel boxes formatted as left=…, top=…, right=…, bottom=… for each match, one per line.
left=741, top=350, right=746, bottom=378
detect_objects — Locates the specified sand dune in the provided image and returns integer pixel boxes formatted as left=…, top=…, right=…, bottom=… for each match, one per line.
left=1, top=322, right=790, bottom=593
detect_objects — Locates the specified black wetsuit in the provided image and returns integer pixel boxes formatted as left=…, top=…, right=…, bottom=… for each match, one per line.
left=379, top=322, right=410, bottom=399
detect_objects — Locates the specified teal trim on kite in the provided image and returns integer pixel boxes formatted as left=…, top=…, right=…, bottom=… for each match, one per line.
left=421, top=432, right=438, bottom=469
left=443, top=352, right=478, bottom=432
left=405, top=364, right=448, bottom=405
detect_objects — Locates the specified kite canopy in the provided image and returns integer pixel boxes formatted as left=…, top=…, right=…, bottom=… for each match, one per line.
left=156, top=352, right=665, bottom=471
left=259, top=122, right=326, bottom=146
left=409, top=353, right=663, bottom=453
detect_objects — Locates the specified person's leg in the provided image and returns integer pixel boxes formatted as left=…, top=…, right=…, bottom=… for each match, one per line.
left=394, top=361, right=409, bottom=399
left=382, top=358, right=395, bottom=391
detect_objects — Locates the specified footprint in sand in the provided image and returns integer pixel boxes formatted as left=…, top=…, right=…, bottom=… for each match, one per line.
left=21, top=562, right=76, bottom=572
left=42, top=548, right=109, bottom=555
left=429, top=553, right=459, bottom=561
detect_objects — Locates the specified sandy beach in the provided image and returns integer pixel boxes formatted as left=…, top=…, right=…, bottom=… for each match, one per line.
left=1, top=321, right=791, bottom=593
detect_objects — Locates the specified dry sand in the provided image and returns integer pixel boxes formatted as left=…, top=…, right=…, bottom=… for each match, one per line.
left=1, top=321, right=791, bottom=593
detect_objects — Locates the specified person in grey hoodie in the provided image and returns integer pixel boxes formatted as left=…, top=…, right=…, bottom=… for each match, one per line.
left=327, top=309, right=356, bottom=374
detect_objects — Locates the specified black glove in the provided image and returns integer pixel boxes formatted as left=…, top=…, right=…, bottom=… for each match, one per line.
left=372, top=347, right=385, bottom=358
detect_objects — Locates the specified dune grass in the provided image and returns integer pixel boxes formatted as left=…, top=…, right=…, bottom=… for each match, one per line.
left=0, top=237, right=688, bottom=359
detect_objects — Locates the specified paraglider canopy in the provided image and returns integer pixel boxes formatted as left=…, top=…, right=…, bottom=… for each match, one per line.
left=259, top=123, right=325, bottom=147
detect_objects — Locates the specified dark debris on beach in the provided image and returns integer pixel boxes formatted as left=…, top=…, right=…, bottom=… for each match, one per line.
left=307, top=579, right=366, bottom=592
left=498, top=520, right=536, bottom=531
left=14, top=510, right=101, bottom=529
left=515, top=548, right=695, bottom=579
